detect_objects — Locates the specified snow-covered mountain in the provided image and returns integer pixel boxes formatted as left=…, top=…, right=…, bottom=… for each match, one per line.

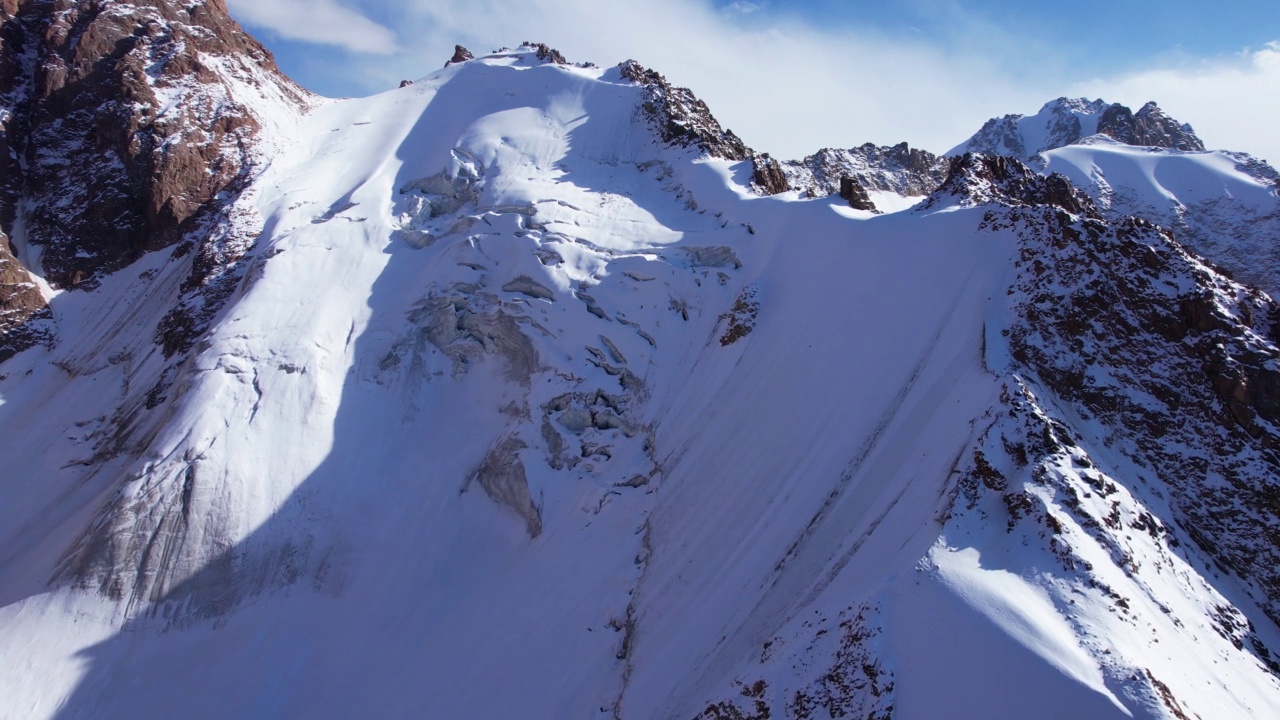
left=774, top=142, right=948, bottom=211
left=2, top=4, right=1280, bottom=719
left=955, top=99, right=1280, bottom=298
left=780, top=99, right=1280, bottom=298
left=950, top=97, right=1205, bottom=162
left=1040, top=143, right=1280, bottom=298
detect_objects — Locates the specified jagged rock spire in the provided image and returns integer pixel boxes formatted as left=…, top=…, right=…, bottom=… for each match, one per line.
left=617, top=59, right=750, bottom=161
left=1097, top=101, right=1205, bottom=151
left=446, top=44, right=473, bottom=66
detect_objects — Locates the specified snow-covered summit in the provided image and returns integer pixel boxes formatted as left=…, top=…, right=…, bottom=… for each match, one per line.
left=950, top=98, right=1279, bottom=298
left=951, top=97, right=1205, bottom=162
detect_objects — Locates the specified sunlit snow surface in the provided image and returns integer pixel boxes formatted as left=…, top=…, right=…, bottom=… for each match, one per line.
left=1042, top=142, right=1280, bottom=299
left=1, top=49, right=1278, bottom=719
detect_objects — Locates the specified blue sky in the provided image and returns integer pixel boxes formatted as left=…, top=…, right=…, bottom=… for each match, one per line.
left=225, top=0, right=1280, bottom=162
left=785, top=0, right=1280, bottom=71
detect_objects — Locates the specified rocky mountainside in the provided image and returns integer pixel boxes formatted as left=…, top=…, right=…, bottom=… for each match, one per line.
left=1, top=7, right=1280, bottom=720
left=760, top=99, right=1227, bottom=219
left=0, top=0, right=310, bottom=361
left=936, top=153, right=1280, bottom=627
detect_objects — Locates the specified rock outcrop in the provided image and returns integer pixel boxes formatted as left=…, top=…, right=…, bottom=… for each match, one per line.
left=0, top=0, right=310, bottom=359
left=617, top=59, right=750, bottom=161
left=750, top=153, right=788, bottom=195
left=0, top=0, right=308, bottom=288
left=779, top=142, right=947, bottom=199
left=839, top=176, right=876, bottom=211
left=0, top=240, right=49, bottom=362
left=446, top=44, right=473, bottom=66
left=1097, top=101, right=1205, bottom=152
left=924, top=153, right=1100, bottom=219
left=523, top=41, right=566, bottom=65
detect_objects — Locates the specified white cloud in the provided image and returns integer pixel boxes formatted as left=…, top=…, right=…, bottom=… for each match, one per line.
left=226, top=0, right=398, bottom=55
left=342, top=0, right=1044, bottom=157
left=1073, top=43, right=1280, bottom=165
left=263, top=0, right=1279, bottom=165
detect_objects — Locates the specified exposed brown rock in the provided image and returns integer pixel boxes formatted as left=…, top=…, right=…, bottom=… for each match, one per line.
left=839, top=176, right=876, bottom=211
left=523, top=41, right=565, bottom=65
left=1098, top=101, right=1205, bottom=152
left=617, top=59, right=750, bottom=161
left=445, top=44, right=473, bottom=66
left=781, top=142, right=947, bottom=198
left=1000, top=196, right=1280, bottom=628
left=0, top=0, right=308, bottom=289
left=0, top=233, right=49, bottom=361
left=925, top=153, right=1101, bottom=219
left=0, top=0, right=310, bottom=360
left=751, top=153, right=788, bottom=195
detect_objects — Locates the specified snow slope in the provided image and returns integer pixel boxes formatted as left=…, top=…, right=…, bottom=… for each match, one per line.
left=0, top=45, right=1278, bottom=720
left=1043, top=142, right=1280, bottom=298
left=949, top=98, right=1280, bottom=300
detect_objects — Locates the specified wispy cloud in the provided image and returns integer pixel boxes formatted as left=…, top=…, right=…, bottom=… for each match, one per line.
left=236, top=0, right=1280, bottom=165
left=335, top=0, right=1043, bottom=156
left=722, top=1, right=764, bottom=15
left=226, top=0, right=398, bottom=55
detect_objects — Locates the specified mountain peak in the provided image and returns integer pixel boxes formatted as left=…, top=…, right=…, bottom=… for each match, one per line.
left=1038, top=96, right=1110, bottom=116
left=616, top=59, right=750, bottom=161
left=953, top=97, right=1205, bottom=161
left=1097, top=100, right=1205, bottom=152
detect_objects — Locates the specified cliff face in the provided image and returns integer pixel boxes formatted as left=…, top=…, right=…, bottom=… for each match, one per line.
left=618, top=58, right=751, bottom=161
left=0, top=0, right=309, bottom=359
left=942, top=153, right=1280, bottom=632
left=1096, top=101, right=1205, bottom=152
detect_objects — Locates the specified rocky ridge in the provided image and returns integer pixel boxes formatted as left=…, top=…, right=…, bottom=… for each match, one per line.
left=1040, top=144, right=1280, bottom=300
left=1096, top=101, right=1205, bottom=152
left=950, top=149, right=1280, bottom=638
left=617, top=58, right=750, bottom=162
left=779, top=142, right=948, bottom=200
